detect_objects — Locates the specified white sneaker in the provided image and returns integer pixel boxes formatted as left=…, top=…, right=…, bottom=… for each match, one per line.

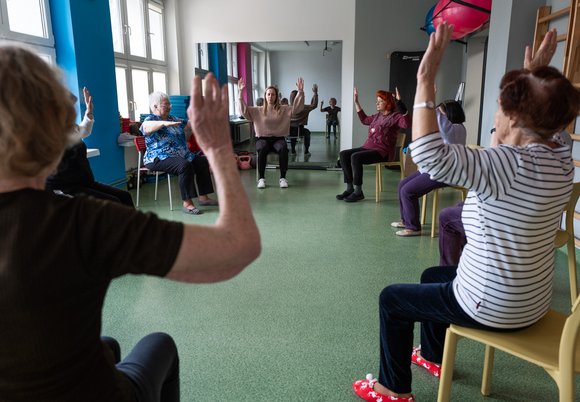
left=279, top=178, right=288, bottom=188
left=257, top=178, right=266, bottom=189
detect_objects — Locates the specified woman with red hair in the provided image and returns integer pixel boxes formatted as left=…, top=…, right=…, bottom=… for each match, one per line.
left=337, top=87, right=411, bottom=202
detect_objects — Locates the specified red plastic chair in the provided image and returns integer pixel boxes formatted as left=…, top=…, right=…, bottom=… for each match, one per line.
left=134, top=136, right=173, bottom=210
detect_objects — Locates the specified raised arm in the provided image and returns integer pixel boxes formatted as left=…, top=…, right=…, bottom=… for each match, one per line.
left=413, top=22, right=452, bottom=141
left=291, top=77, right=305, bottom=115
left=77, top=87, right=94, bottom=139
left=236, top=77, right=252, bottom=120
left=524, top=28, right=557, bottom=70
left=166, top=74, right=260, bottom=283
left=353, top=87, right=363, bottom=113
left=320, top=100, right=325, bottom=112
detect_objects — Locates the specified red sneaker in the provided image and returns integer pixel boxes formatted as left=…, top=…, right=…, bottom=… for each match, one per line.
left=411, top=347, right=441, bottom=378
left=352, top=374, right=416, bottom=401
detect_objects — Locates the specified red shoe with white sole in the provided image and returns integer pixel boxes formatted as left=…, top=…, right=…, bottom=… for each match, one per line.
left=411, top=347, right=441, bottom=378
left=352, top=374, right=416, bottom=401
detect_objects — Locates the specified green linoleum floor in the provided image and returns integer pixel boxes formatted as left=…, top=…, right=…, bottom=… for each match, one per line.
left=103, top=160, right=580, bottom=401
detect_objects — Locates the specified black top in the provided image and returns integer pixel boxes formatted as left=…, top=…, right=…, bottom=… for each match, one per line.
left=46, top=141, right=94, bottom=190
left=0, top=189, right=183, bottom=401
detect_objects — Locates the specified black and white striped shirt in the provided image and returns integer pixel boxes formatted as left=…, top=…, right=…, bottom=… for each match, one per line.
left=410, top=132, right=573, bottom=328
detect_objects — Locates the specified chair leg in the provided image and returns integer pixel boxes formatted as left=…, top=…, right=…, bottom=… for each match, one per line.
left=481, top=345, right=495, bottom=396
left=431, top=188, right=439, bottom=238
left=421, top=194, right=428, bottom=225
left=154, top=172, right=160, bottom=201
left=567, top=241, right=577, bottom=306
left=136, top=164, right=141, bottom=208
left=437, top=328, right=459, bottom=402
left=375, top=164, right=381, bottom=203
left=167, top=174, right=173, bottom=211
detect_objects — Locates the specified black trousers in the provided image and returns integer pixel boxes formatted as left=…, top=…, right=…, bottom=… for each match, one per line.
left=289, top=125, right=311, bottom=152
left=145, top=156, right=214, bottom=201
left=53, top=181, right=134, bottom=207
left=256, top=137, right=288, bottom=179
left=339, top=147, right=386, bottom=186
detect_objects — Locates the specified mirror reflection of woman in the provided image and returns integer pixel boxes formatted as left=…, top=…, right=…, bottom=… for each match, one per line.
left=337, top=87, right=411, bottom=202
left=237, top=77, right=304, bottom=189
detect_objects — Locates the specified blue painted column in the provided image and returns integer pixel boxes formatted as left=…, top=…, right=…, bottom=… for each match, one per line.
left=49, top=0, right=125, bottom=185
left=208, top=43, right=228, bottom=86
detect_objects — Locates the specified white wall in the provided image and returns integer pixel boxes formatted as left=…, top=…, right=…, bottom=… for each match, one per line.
left=351, top=0, right=464, bottom=147
left=269, top=48, right=342, bottom=132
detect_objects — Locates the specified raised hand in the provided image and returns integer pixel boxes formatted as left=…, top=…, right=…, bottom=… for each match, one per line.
left=417, top=22, right=453, bottom=84
left=312, top=83, right=318, bottom=93
left=83, top=87, right=94, bottom=118
left=353, top=87, right=359, bottom=104
left=321, top=100, right=324, bottom=106
left=238, top=77, right=245, bottom=93
left=524, top=28, right=557, bottom=70
left=296, top=77, right=304, bottom=91
left=188, top=73, right=231, bottom=153
left=395, top=87, right=401, bottom=101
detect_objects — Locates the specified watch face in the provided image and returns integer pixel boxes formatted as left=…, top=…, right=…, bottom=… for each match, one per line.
left=426, top=101, right=435, bottom=109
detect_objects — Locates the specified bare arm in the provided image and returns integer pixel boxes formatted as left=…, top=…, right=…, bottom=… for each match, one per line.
left=140, top=120, right=181, bottom=135
left=237, top=77, right=251, bottom=120
left=353, top=87, right=362, bottom=112
left=166, top=73, right=261, bottom=283
left=413, top=22, right=452, bottom=142
left=77, top=87, right=94, bottom=139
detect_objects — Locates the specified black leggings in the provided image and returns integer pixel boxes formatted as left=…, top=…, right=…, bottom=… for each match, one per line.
left=339, top=147, right=386, bottom=186
left=57, top=182, right=134, bottom=207
left=256, top=137, right=288, bottom=179
left=289, top=126, right=311, bottom=152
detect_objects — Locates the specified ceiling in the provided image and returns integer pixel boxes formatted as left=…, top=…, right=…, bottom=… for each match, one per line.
left=252, top=40, right=342, bottom=52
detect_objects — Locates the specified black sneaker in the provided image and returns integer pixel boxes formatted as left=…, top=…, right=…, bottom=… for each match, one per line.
left=336, top=190, right=354, bottom=200
left=344, top=192, right=365, bottom=202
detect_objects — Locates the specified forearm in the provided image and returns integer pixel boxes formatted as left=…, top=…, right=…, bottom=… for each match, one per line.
left=140, top=120, right=167, bottom=135
left=168, top=145, right=260, bottom=283
left=412, top=80, right=438, bottom=141
left=292, top=90, right=305, bottom=114
left=354, top=101, right=362, bottom=113
left=78, top=115, right=94, bottom=138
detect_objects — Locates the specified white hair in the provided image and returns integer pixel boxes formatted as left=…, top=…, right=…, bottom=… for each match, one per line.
left=149, top=91, right=169, bottom=113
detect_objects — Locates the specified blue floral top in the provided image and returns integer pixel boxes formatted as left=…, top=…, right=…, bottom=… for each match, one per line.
left=140, top=114, right=197, bottom=164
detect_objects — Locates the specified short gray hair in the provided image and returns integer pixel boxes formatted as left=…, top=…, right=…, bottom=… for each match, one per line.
left=149, top=91, right=169, bottom=113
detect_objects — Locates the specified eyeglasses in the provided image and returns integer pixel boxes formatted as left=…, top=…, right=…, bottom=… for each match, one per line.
left=157, top=103, right=172, bottom=109
left=490, top=128, right=496, bottom=134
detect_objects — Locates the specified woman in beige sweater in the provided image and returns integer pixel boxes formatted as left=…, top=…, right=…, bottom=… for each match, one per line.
left=238, top=77, right=304, bottom=188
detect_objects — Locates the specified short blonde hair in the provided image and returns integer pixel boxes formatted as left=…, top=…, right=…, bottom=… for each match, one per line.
left=0, top=45, right=76, bottom=177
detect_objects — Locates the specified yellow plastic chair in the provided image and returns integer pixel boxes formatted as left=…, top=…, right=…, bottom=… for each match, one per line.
left=554, top=181, right=580, bottom=305
left=375, top=132, right=406, bottom=203
left=438, top=182, right=580, bottom=402
left=420, top=187, right=467, bottom=238
left=438, top=295, right=580, bottom=402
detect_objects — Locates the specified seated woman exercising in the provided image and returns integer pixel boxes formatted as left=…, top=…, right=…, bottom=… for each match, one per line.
left=352, top=25, right=579, bottom=401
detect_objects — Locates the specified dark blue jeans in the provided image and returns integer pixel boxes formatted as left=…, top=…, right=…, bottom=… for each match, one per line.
left=378, top=267, right=497, bottom=394
left=145, top=156, right=214, bottom=201
left=102, top=333, right=180, bottom=402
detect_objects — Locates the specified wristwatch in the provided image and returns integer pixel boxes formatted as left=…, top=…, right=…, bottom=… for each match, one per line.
left=413, top=101, right=435, bottom=110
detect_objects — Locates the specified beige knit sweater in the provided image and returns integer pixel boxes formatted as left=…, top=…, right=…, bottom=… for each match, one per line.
left=238, top=91, right=304, bottom=137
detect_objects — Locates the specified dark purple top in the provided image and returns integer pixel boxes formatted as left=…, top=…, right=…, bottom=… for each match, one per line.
left=358, top=109, right=411, bottom=160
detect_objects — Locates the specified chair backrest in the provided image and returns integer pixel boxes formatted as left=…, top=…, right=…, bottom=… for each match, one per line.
left=395, top=132, right=406, bottom=162
left=134, top=136, right=146, bottom=153
left=554, top=182, right=580, bottom=248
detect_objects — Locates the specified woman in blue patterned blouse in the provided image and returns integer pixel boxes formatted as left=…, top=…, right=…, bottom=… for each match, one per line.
left=140, top=91, right=217, bottom=215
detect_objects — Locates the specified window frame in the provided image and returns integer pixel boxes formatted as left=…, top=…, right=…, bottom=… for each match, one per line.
left=0, top=0, right=55, bottom=54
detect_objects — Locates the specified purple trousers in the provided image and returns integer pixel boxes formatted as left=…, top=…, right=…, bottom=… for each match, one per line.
left=398, top=172, right=447, bottom=231
left=438, top=202, right=466, bottom=266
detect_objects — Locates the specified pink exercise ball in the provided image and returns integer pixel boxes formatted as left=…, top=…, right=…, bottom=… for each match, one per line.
left=432, top=0, right=491, bottom=40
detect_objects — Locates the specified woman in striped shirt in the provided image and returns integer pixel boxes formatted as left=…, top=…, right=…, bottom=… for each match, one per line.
left=353, top=24, right=580, bottom=402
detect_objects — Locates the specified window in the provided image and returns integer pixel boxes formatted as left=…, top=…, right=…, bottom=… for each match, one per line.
left=0, top=0, right=55, bottom=61
left=109, top=0, right=168, bottom=120
left=226, top=43, right=239, bottom=117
